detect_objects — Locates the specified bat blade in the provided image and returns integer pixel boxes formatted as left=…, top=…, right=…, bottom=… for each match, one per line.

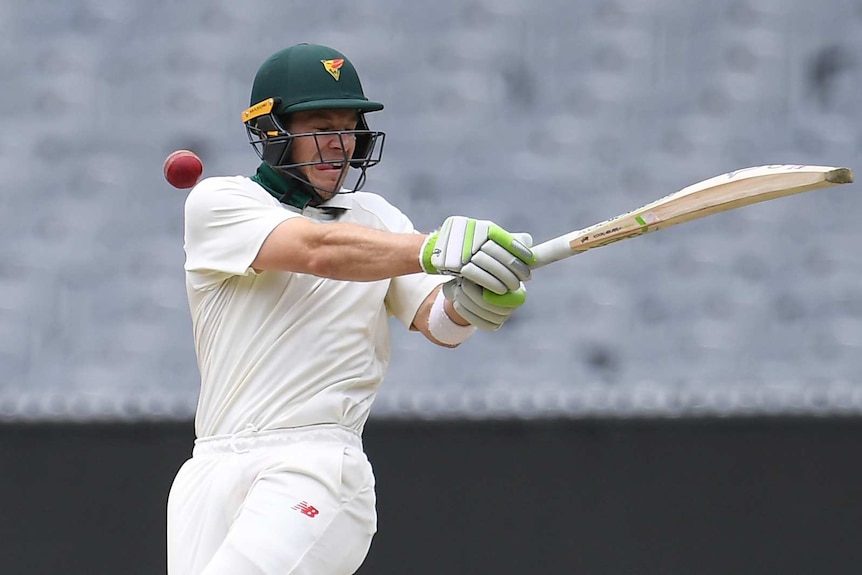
left=530, top=165, right=854, bottom=269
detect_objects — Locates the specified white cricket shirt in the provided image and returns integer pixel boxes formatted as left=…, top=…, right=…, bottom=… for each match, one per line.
left=183, top=176, right=446, bottom=438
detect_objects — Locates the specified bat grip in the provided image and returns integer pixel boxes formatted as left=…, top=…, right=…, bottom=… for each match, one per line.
left=529, top=235, right=576, bottom=270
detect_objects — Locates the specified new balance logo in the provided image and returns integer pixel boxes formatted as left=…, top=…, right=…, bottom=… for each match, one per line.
left=292, top=501, right=320, bottom=518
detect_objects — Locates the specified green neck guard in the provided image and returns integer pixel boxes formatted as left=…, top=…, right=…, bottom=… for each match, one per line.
left=251, top=162, right=316, bottom=209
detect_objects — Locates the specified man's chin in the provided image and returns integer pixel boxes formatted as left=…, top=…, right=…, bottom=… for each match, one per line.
left=311, top=178, right=345, bottom=197
left=309, top=182, right=337, bottom=201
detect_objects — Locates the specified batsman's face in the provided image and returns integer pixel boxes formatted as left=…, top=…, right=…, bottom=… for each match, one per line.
left=287, top=109, right=358, bottom=199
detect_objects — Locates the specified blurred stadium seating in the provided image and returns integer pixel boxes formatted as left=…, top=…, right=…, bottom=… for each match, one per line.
left=2, top=0, right=862, bottom=420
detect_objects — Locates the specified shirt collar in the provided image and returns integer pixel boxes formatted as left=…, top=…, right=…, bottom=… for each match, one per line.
left=318, top=190, right=354, bottom=211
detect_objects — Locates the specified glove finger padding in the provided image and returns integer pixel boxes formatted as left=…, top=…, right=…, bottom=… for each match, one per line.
left=458, top=279, right=525, bottom=313
left=512, top=232, right=534, bottom=248
left=479, top=242, right=532, bottom=282
left=494, top=231, right=534, bottom=264
left=461, top=254, right=519, bottom=294
left=455, top=288, right=509, bottom=325
left=453, top=300, right=503, bottom=332
left=443, top=279, right=526, bottom=331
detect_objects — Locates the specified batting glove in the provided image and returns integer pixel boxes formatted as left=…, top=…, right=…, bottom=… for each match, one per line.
left=420, top=216, right=535, bottom=295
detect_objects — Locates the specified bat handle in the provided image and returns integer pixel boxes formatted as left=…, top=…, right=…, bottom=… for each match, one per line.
left=530, top=235, right=577, bottom=270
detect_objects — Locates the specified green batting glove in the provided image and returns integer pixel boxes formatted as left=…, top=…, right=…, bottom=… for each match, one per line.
left=420, top=216, right=535, bottom=295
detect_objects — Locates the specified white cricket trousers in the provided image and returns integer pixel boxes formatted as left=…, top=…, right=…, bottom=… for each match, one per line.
left=167, top=425, right=377, bottom=575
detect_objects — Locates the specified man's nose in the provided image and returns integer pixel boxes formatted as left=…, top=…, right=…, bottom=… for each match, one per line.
left=326, top=132, right=353, bottom=150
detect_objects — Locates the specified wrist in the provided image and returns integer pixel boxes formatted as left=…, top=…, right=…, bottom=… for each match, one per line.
left=428, top=289, right=476, bottom=345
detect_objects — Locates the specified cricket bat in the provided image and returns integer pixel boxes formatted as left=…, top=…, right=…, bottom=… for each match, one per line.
left=530, top=164, right=854, bottom=270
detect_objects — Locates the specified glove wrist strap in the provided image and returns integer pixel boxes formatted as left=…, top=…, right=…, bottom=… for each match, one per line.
left=419, top=234, right=439, bottom=274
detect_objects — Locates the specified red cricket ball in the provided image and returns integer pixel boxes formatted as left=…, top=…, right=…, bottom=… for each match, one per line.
left=163, top=150, right=204, bottom=189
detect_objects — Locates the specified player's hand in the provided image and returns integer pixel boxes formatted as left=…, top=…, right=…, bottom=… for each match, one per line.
left=442, top=278, right=526, bottom=331
left=420, top=216, right=535, bottom=295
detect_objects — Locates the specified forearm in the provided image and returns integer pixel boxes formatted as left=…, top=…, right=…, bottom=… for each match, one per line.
left=309, top=223, right=426, bottom=280
left=254, top=219, right=427, bottom=281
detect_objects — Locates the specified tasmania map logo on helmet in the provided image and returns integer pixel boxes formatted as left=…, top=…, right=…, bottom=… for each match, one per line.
left=321, top=59, right=344, bottom=81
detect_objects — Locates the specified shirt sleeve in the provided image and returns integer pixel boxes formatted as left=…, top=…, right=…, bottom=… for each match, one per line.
left=386, top=267, right=449, bottom=329
left=381, top=208, right=448, bottom=328
left=184, top=177, right=298, bottom=290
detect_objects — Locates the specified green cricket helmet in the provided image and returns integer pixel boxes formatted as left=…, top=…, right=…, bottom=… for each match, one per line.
left=242, top=43, right=385, bottom=202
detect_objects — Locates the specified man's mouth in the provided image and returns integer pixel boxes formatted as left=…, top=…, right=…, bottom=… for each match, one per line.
left=314, top=161, right=345, bottom=171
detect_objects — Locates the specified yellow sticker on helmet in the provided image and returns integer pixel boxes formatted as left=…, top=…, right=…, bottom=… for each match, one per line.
left=321, top=59, right=344, bottom=81
left=242, top=98, right=275, bottom=122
